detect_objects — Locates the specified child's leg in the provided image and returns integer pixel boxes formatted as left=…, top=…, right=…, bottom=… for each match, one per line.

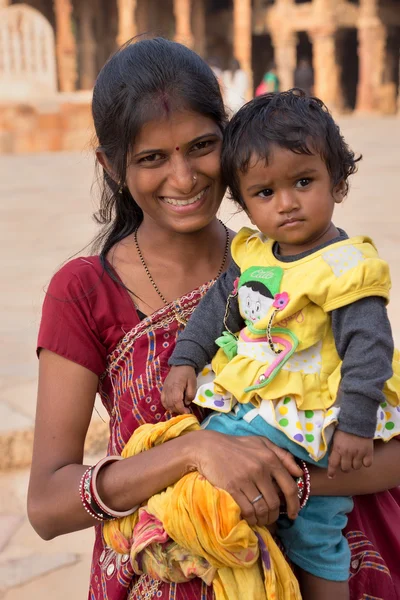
left=297, top=568, right=349, bottom=600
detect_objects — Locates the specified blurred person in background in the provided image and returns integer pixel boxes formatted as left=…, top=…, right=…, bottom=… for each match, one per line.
left=27, top=37, right=400, bottom=600
left=222, top=57, right=249, bottom=115
left=256, top=61, right=280, bottom=96
left=294, top=58, right=314, bottom=97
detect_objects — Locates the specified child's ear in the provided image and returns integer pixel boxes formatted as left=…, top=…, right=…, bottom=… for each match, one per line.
left=333, top=180, right=346, bottom=204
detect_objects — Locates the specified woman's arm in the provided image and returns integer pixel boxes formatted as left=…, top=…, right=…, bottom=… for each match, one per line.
left=28, top=350, right=208, bottom=539
left=310, top=439, right=400, bottom=496
left=28, top=350, right=302, bottom=540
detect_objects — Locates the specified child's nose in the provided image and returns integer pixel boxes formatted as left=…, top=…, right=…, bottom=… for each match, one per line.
left=276, top=190, right=296, bottom=212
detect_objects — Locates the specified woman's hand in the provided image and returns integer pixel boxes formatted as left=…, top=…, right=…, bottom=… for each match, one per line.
left=191, top=430, right=302, bottom=527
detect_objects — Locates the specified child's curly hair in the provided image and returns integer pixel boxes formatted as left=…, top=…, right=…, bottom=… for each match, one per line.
left=221, top=89, right=362, bottom=208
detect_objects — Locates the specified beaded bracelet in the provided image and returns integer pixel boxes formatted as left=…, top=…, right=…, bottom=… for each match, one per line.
left=279, top=459, right=311, bottom=516
left=296, top=459, right=311, bottom=510
left=91, top=456, right=139, bottom=518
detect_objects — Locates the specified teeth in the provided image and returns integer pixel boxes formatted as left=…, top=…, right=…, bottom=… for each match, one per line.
left=163, top=188, right=206, bottom=206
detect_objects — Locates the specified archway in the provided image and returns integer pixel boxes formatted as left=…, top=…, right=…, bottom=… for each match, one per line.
left=336, top=28, right=359, bottom=110
left=0, top=4, right=57, bottom=99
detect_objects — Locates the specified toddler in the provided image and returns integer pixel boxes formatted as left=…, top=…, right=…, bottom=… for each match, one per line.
left=161, top=90, right=400, bottom=599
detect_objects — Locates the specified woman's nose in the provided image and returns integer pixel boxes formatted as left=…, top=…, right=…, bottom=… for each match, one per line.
left=169, top=156, right=196, bottom=194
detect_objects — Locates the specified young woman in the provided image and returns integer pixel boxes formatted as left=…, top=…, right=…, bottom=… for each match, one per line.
left=28, top=38, right=400, bottom=600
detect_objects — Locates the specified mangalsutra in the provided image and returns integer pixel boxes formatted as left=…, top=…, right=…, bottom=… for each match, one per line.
left=134, top=220, right=230, bottom=326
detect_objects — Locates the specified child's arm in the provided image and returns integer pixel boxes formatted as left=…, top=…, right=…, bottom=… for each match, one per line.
left=328, top=296, right=394, bottom=477
left=162, top=260, right=243, bottom=414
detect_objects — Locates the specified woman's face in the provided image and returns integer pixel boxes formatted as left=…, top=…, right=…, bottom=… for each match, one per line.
left=125, top=109, right=226, bottom=234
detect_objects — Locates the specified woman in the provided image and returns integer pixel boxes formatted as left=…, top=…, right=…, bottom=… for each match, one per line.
left=28, top=38, right=400, bottom=600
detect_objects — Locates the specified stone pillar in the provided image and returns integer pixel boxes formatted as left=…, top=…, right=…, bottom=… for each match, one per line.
left=233, top=0, right=252, bottom=99
left=271, top=30, right=297, bottom=93
left=117, top=0, right=137, bottom=47
left=192, top=0, right=206, bottom=57
left=309, top=26, right=341, bottom=109
left=174, top=0, right=194, bottom=49
left=356, top=0, right=386, bottom=113
left=78, top=0, right=97, bottom=90
left=54, top=0, right=77, bottom=92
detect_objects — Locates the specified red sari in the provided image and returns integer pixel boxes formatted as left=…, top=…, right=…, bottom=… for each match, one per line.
left=38, top=256, right=400, bottom=600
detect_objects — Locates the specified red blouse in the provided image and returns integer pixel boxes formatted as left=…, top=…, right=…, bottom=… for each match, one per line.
left=37, top=256, right=139, bottom=375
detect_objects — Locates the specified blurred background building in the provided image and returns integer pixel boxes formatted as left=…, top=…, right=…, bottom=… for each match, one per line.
left=0, top=0, right=399, bottom=153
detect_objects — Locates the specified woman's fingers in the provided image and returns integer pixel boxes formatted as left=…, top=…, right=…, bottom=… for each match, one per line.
left=252, top=478, right=282, bottom=525
left=261, top=438, right=303, bottom=478
left=271, top=465, right=300, bottom=520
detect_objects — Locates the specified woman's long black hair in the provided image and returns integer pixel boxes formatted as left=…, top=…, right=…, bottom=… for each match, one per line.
left=91, top=37, right=227, bottom=267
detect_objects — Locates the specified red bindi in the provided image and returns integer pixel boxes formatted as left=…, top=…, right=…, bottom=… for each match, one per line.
left=175, top=146, right=180, bottom=151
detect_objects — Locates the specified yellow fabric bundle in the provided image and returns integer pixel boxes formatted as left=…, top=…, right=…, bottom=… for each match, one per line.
left=103, top=414, right=301, bottom=600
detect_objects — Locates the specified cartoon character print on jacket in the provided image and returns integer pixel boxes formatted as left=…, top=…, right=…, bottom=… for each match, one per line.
left=217, top=266, right=299, bottom=392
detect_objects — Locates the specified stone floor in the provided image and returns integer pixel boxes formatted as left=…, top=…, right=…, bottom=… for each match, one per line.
left=0, top=115, right=399, bottom=598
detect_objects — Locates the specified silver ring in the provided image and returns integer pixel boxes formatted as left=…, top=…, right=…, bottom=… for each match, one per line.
left=250, top=493, right=263, bottom=504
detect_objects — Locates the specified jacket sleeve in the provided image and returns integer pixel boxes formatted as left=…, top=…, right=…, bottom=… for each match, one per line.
left=332, top=296, right=394, bottom=437
left=169, top=260, right=243, bottom=372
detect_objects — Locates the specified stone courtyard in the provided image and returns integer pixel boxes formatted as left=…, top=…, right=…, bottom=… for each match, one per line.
left=0, top=115, right=399, bottom=598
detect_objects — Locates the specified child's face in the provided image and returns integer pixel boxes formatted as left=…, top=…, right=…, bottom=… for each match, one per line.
left=238, top=145, right=344, bottom=256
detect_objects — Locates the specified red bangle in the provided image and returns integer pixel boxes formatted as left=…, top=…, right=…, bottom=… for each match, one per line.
left=91, top=456, right=139, bottom=518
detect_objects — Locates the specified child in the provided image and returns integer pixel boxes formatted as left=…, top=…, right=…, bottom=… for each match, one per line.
left=161, top=90, right=400, bottom=599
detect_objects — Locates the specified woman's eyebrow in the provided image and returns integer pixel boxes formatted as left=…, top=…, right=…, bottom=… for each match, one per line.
left=132, top=133, right=220, bottom=159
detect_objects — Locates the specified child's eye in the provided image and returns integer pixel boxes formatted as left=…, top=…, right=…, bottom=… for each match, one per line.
left=257, top=189, right=273, bottom=198
left=295, top=178, right=311, bottom=188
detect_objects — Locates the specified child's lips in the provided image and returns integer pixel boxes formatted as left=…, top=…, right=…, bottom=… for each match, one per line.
left=280, top=218, right=304, bottom=227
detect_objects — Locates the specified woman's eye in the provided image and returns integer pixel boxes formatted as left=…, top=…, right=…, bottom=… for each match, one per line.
left=140, top=153, right=164, bottom=163
left=191, top=140, right=212, bottom=152
left=295, top=178, right=311, bottom=188
left=258, top=189, right=273, bottom=198
left=246, top=297, right=251, bottom=308
left=256, top=301, right=261, bottom=312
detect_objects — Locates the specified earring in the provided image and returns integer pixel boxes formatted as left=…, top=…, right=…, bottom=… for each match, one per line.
left=193, top=174, right=197, bottom=183
left=117, top=180, right=124, bottom=195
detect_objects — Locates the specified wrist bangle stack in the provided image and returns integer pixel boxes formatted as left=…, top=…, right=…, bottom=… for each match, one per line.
left=79, top=456, right=139, bottom=522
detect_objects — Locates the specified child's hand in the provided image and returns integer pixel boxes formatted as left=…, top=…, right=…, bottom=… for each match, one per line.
left=161, top=366, right=197, bottom=414
left=328, top=430, right=374, bottom=479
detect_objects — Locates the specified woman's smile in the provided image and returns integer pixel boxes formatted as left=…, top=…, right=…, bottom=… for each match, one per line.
left=160, top=186, right=209, bottom=210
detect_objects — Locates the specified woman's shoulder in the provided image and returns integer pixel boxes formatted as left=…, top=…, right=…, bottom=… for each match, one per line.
left=48, top=256, right=104, bottom=292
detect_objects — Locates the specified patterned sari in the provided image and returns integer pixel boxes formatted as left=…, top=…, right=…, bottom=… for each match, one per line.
left=88, top=281, right=400, bottom=600
left=89, top=282, right=215, bottom=600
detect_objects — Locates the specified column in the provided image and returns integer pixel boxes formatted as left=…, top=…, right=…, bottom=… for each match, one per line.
left=309, top=26, right=340, bottom=109
left=117, top=0, right=136, bottom=48
left=271, top=30, right=297, bottom=93
left=233, top=0, right=252, bottom=99
left=192, top=0, right=206, bottom=57
left=54, top=0, right=77, bottom=92
left=356, top=0, right=386, bottom=112
left=174, top=0, right=194, bottom=49
left=78, top=0, right=97, bottom=89
left=0, top=0, right=10, bottom=7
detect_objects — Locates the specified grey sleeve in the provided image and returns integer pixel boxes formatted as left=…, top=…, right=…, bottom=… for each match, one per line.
left=169, top=260, right=243, bottom=372
left=332, top=296, right=394, bottom=438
